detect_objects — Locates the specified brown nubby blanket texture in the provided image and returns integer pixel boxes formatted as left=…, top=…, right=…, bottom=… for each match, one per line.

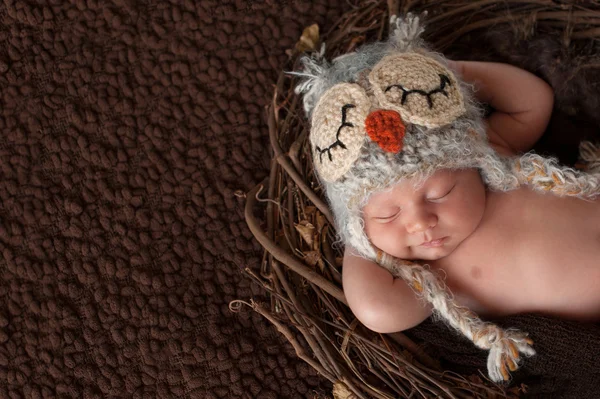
left=0, top=1, right=346, bottom=397
left=0, top=1, right=599, bottom=398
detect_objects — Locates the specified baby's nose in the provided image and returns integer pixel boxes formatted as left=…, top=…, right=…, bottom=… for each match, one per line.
left=405, top=211, right=438, bottom=234
left=365, top=109, right=405, bottom=153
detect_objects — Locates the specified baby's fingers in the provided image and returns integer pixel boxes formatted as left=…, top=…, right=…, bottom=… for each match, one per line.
left=446, top=60, right=464, bottom=76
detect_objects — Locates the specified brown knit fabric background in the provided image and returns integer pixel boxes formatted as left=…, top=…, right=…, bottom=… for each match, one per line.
left=1, top=0, right=599, bottom=398
left=0, top=1, right=346, bottom=397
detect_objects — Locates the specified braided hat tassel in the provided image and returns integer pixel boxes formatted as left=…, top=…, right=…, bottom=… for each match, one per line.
left=378, top=251, right=536, bottom=383
left=515, top=153, right=600, bottom=198
left=578, top=140, right=600, bottom=173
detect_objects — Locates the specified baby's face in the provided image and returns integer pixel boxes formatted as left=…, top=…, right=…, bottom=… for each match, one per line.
left=362, top=168, right=486, bottom=261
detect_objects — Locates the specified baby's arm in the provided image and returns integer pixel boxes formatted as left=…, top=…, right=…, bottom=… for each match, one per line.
left=342, top=246, right=432, bottom=333
left=448, top=60, right=554, bottom=154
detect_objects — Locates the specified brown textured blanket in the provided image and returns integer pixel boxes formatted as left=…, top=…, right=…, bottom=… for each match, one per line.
left=0, top=0, right=598, bottom=398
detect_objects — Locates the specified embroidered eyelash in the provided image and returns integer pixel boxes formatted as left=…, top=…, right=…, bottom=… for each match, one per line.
left=385, top=74, right=452, bottom=109
left=315, top=104, right=355, bottom=162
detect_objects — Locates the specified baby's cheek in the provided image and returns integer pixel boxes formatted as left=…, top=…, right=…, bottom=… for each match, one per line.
left=368, top=222, right=408, bottom=257
left=454, top=194, right=485, bottom=231
left=373, top=223, right=396, bottom=246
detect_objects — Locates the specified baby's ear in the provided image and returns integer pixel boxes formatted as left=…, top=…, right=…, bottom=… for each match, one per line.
left=388, top=12, right=428, bottom=51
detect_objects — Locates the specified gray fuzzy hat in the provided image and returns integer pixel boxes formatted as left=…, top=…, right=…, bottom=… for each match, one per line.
left=292, top=13, right=599, bottom=383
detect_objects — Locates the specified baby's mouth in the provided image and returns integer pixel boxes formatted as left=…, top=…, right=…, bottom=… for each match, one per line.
left=420, top=237, right=448, bottom=247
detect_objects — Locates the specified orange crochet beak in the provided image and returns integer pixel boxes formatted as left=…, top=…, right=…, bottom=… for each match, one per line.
left=365, top=109, right=406, bottom=153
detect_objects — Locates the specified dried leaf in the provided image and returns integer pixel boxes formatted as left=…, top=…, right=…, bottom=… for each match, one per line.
left=294, top=221, right=315, bottom=247
left=303, top=251, right=321, bottom=268
left=315, top=211, right=327, bottom=232
left=295, top=24, right=319, bottom=53
left=316, top=257, right=326, bottom=272
left=332, top=381, right=357, bottom=399
left=304, top=205, right=317, bottom=218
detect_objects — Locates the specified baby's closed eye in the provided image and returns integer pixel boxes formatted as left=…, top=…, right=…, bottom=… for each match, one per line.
left=372, top=184, right=455, bottom=221
left=427, top=184, right=456, bottom=201
left=374, top=209, right=401, bottom=221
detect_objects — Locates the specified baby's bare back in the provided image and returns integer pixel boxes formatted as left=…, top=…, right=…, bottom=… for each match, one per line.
left=432, top=186, right=600, bottom=320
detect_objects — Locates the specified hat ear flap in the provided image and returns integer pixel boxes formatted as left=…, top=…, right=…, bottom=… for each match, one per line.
left=388, top=12, right=427, bottom=51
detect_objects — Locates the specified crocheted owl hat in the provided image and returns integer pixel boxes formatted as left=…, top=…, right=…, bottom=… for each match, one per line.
left=292, top=13, right=599, bottom=383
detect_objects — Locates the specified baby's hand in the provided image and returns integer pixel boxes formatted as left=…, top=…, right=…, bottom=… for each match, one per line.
left=447, top=59, right=554, bottom=154
left=446, top=60, right=464, bottom=76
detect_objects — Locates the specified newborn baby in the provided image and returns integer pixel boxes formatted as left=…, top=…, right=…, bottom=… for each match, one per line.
left=293, top=13, right=599, bottom=382
left=348, top=166, right=600, bottom=329
left=343, top=60, right=600, bottom=333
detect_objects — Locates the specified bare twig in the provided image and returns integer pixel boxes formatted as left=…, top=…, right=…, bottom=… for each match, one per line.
left=245, top=179, right=346, bottom=304
left=229, top=300, right=337, bottom=383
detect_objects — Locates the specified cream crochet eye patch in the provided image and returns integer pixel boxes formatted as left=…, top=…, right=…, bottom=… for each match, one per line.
left=310, top=83, right=370, bottom=182
left=369, top=53, right=465, bottom=127
left=310, top=53, right=467, bottom=183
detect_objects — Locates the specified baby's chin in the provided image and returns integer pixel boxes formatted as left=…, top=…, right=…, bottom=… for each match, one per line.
left=385, top=248, right=452, bottom=262
left=405, top=240, right=459, bottom=262
left=374, top=236, right=462, bottom=261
